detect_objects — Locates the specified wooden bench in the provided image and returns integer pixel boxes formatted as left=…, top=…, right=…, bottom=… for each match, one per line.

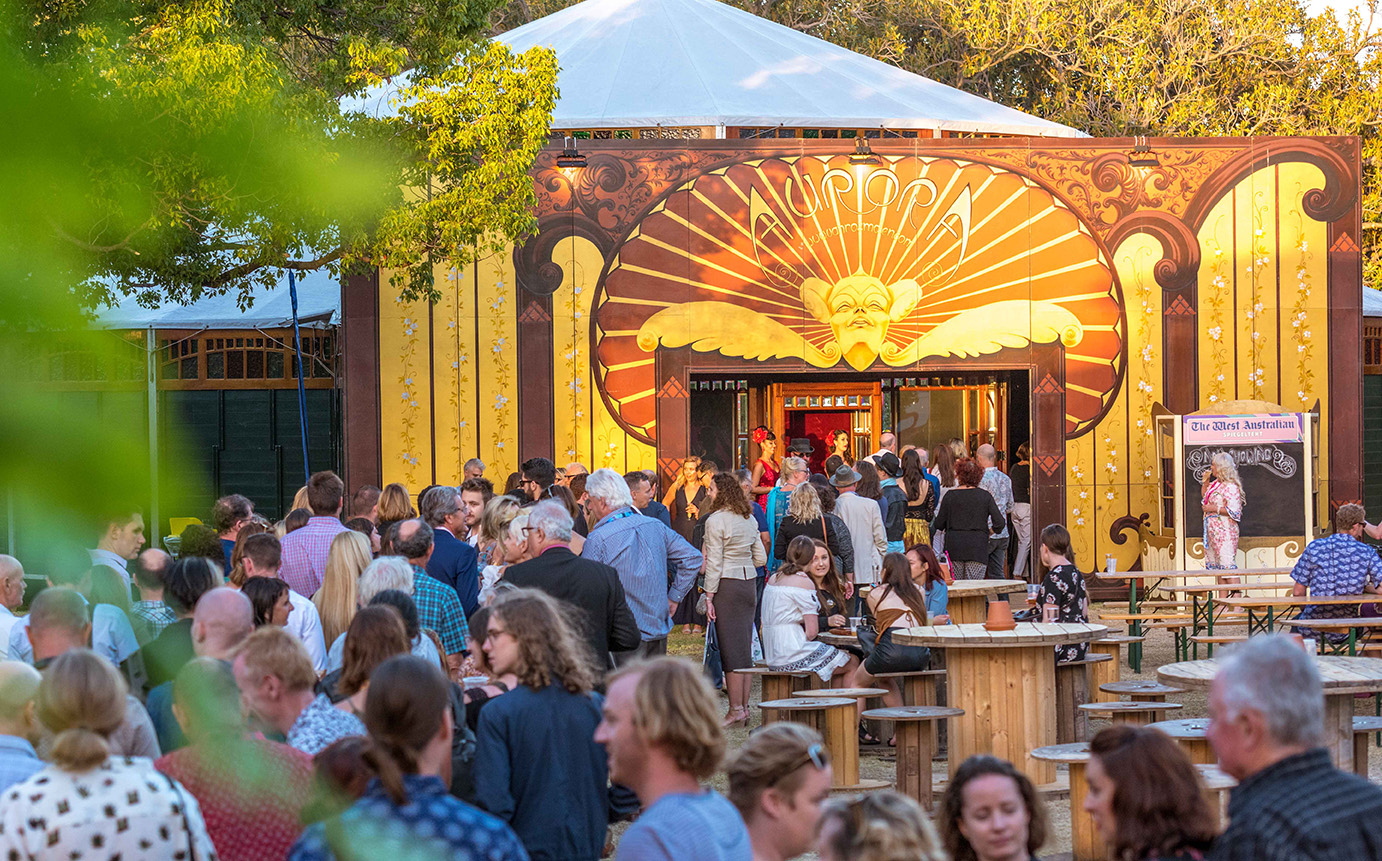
left=861, top=706, right=962, bottom=809
left=1080, top=700, right=1184, bottom=727
left=1148, top=718, right=1215, bottom=764
left=1056, top=654, right=1112, bottom=743
left=734, top=667, right=814, bottom=702
left=1088, top=635, right=1144, bottom=697
left=1353, top=715, right=1382, bottom=778
left=1099, top=680, right=1185, bottom=703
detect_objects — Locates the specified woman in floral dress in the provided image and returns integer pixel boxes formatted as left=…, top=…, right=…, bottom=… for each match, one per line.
left=1201, top=452, right=1245, bottom=587
left=1033, top=524, right=1089, bottom=663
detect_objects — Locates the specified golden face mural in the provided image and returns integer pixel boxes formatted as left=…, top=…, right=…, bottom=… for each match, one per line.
left=595, top=155, right=1123, bottom=439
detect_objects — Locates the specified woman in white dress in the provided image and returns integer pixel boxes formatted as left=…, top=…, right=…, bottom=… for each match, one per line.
left=761, top=535, right=859, bottom=687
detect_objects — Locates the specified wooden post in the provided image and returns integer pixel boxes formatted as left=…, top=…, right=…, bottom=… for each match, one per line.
left=1067, top=760, right=1107, bottom=861
left=947, top=645, right=1058, bottom=783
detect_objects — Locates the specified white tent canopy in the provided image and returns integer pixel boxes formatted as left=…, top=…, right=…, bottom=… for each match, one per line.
left=348, top=0, right=1083, bottom=137
left=95, top=270, right=340, bottom=330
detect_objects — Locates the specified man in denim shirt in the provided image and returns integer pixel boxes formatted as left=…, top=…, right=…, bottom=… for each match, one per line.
left=582, top=469, right=702, bottom=663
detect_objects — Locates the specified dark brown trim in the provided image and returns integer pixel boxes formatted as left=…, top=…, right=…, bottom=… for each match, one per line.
left=516, top=294, right=555, bottom=461
left=342, top=269, right=382, bottom=492
left=1029, top=345, right=1067, bottom=581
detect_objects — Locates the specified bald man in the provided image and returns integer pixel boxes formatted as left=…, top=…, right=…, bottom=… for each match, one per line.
left=976, top=444, right=1015, bottom=579
left=147, top=587, right=255, bottom=754
left=0, top=661, right=42, bottom=791
left=0, top=556, right=24, bottom=648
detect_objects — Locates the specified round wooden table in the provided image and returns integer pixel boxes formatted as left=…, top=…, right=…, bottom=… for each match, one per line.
left=946, top=579, right=1029, bottom=624
left=1159, top=656, right=1382, bottom=770
left=816, top=630, right=860, bottom=649
left=1030, top=743, right=1102, bottom=861
left=1148, top=718, right=1215, bottom=764
left=894, top=622, right=1108, bottom=782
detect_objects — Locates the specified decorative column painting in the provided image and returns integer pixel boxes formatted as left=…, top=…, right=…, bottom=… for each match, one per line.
left=363, top=135, right=1361, bottom=570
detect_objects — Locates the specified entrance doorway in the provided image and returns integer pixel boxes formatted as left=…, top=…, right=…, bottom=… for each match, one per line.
left=895, top=383, right=1006, bottom=460
left=770, top=381, right=880, bottom=474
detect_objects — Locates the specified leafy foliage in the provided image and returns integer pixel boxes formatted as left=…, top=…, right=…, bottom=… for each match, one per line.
left=14, top=0, right=557, bottom=308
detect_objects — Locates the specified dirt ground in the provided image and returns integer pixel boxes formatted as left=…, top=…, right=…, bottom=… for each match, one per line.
left=642, top=604, right=1382, bottom=860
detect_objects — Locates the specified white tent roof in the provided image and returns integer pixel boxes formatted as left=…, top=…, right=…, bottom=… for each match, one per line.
left=1366, top=287, right=1382, bottom=317
left=95, top=270, right=340, bottom=330
left=348, top=0, right=1082, bottom=137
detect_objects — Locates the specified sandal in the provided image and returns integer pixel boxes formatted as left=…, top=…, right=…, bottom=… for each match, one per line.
left=858, top=725, right=881, bottom=746
left=722, top=707, right=750, bottom=728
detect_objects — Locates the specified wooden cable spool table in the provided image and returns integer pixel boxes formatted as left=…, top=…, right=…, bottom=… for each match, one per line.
left=945, top=579, right=1029, bottom=624
left=893, top=622, right=1107, bottom=782
left=862, top=706, right=962, bottom=809
left=1147, top=718, right=1215, bottom=764
left=1159, top=655, right=1382, bottom=770
left=1099, top=680, right=1185, bottom=702
left=1088, top=634, right=1141, bottom=700
left=1079, top=700, right=1183, bottom=727
left=1196, top=764, right=1237, bottom=827
left=1029, top=743, right=1102, bottom=861
left=757, top=696, right=885, bottom=790
left=732, top=666, right=814, bottom=701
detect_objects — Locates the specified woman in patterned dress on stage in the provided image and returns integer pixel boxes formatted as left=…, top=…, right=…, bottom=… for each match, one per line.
left=1201, top=452, right=1245, bottom=589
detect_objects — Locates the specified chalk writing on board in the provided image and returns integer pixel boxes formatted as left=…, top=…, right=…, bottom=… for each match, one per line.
left=1186, top=445, right=1298, bottom=479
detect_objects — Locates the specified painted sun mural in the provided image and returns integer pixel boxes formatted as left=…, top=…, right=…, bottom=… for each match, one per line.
left=592, top=156, right=1125, bottom=440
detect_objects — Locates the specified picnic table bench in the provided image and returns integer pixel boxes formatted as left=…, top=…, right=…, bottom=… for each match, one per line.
left=1095, top=568, right=1291, bottom=667
left=1215, top=594, right=1381, bottom=637
left=1281, top=616, right=1382, bottom=655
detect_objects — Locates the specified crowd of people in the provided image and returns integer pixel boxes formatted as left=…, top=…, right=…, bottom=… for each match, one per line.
left=0, top=441, right=1377, bottom=860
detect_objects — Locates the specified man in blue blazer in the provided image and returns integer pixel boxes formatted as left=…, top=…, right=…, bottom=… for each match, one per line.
left=420, top=485, right=481, bottom=615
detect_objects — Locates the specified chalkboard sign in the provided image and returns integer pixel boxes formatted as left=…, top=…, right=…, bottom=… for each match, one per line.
left=1182, top=414, right=1307, bottom=539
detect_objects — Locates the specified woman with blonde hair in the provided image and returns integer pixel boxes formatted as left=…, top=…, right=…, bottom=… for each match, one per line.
left=0, top=650, right=216, bottom=859
left=314, top=529, right=373, bottom=644
left=1201, top=451, right=1244, bottom=587
left=475, top=495, right=521, bottom=570
left=292, top=485, right=311, bottom=512
left=480, top=504, right=527, bottom=604
left=817, top=790, right=945, bottom=861
left=376, top=482, right=415, bottom=535
left=773, top=482, right=847, bottom=569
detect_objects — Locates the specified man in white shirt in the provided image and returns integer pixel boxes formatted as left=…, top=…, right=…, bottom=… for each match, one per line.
left=241, top=533, right=327, bottom=674
left=89, top=510, right=146, bottom=588
left=459, top=477, right=493, bottom=547
left=830, top=465, right=887, bottom=596
left=868, top=431, right=898, bottom=464
left=0, top=557, right=24, bottom=649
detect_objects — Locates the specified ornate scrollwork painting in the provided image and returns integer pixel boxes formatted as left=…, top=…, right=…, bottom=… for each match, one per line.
left=590, top=155, right=1126, bottom=441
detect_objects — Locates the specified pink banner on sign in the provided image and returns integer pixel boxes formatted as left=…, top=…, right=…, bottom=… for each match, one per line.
left=1183, top=414, right=1303, bottom=445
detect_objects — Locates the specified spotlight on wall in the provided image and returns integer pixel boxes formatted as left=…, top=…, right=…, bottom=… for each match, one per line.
left=556, top=136, right=588, bottom=170
left=849, top=137, right=881, bottom=167
left=1128, top=136, right=1159, bottom=169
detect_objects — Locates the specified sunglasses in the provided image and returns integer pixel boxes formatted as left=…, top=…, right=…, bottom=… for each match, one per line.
left=770, top=743, right=828, bottom=786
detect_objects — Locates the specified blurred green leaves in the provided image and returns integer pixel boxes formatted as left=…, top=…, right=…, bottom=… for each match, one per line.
left=0, top=0, right=555, bottom=561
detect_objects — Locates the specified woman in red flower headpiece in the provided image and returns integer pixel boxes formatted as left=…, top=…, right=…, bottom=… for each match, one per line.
left=749, top=426, right=779, bottom=508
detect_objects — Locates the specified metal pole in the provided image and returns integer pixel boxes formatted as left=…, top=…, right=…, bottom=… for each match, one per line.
left=289, top=272, right=311, bottom=484
left=146, top=326, right=160, bottom=545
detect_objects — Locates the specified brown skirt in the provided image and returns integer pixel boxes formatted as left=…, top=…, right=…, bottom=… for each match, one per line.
left=713, top=577, right=759, bottom=672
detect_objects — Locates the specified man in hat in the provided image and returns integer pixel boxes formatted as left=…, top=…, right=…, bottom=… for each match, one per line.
left=876, top=452, right=908, bottom=554
left=831, top=464, right=886, bottom=599
left=765, top=456, right=810, bottom=563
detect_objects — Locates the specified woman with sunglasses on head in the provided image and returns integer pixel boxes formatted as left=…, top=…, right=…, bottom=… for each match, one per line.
left=1084, top=726, right=1218, bottom=861
left=727, top=724, right=833, bottom=861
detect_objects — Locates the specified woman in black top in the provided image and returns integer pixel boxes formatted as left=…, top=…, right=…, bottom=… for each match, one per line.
left=774, top=483, right=848, bottom=567
left=930, top=458, right=1004, bottom=580
left=1009, top=442, right=1033, bottom=580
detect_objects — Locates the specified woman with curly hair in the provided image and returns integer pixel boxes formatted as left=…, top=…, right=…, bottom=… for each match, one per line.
left=473, top=589, right=608, bottom=861
left=932, top=458, right=1005, bottom=580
